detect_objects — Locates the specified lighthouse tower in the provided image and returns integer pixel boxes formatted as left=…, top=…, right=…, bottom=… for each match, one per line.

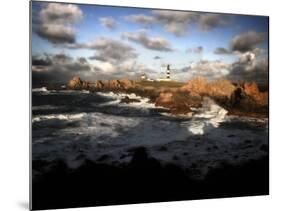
left=166, top=64, right=171, bottom=80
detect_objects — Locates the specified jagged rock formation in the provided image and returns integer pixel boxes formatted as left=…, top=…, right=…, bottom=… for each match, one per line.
left=67, top=76, right=83, bottom=89
left=67, top=76, right=95, bottom=90
left=120, top=96, right=141, bottom=104
left=106, top=79, right=136, bottom=90
left=180, top=77, right=209, bottom=97
left=67, top=77, right=137, bottom=91
left=180, top=77, right=236, bottom=99
left=243, top=82, right=268, bottom=106
left=95, top=80, right=105, bottom=89
left=155, top=91, right=201, bottom=114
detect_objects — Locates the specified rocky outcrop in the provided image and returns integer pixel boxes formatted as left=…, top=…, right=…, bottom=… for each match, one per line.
left=120, top=96, right=141, bottom=104
left=180, top=77, right=209, bottom=97
left=95, top=80, right=105, bottom=89
left=67, top=76, right=83, bottom=89
left=67, top=77, right=137, bottom=91
left=67, top=76, right=95, bottom=90
left=102, top=79, right=137, bottom=90
left=243, top=82, right=268, bottom=106
left=208, top=79, right=236, bottom=99
left=106, top=78, right=136, bottom=90
left=180, top=77, right=235, bottom=99
left=119, top=78, right=136, bottom=89
left=155, top=91, right=201, bottom=114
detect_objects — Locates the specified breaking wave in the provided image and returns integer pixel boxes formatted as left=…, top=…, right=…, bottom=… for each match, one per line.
left=181, top=97, right=228, bottom=135
left=32, top=113, right=86, bottom=123
left=97, top=92, right=159, bottom=109
left=32, top=87, right=49, bottom=92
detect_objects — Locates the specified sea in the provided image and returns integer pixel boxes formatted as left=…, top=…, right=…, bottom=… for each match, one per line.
left=32, top=87, right=268, bottom=178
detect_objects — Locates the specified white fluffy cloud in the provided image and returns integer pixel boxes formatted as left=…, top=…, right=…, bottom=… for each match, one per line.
left=123, top=10, right=231, bottom=36
left=99, top=17, right=117, bottom=29
left=122, top=31, right=173, bottom=51
left=36, top=3, right=83, bottom=44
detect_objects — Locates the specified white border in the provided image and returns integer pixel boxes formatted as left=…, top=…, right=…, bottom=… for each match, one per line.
left=1, top=0, right=280, bottom=211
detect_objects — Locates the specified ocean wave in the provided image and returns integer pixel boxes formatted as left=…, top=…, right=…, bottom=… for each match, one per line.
left=32, top=113, right=86, bottom=122
left=32, top=87, right=49, bottom=92
left=181, top=97, right=228, bottom=135
left=96, top=91, right=160, bottom=109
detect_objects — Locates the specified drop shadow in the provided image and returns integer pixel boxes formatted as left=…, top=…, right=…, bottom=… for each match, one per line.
left=17, top=201, right=29, bottom=210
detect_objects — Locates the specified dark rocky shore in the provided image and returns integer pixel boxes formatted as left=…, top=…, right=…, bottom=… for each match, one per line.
left=31, top=76, right=269, bottom=210
left=32, top=146, right=268, bottom=210
left=65, top=76, right=269, bottom=118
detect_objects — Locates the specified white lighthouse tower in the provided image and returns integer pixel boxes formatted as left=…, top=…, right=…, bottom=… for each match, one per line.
left=166, top=64, right=171, bottom=80
left=157, top=64, right=172, bottom=81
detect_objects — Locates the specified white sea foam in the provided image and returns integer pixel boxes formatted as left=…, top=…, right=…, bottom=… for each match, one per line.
left=181, top=97, right=228, bottom=135
left=32, top=113, right=86, bottom=122
left=32, top=105, right=63, bottom=111
left=32, top=87, right=49, bottom=92
left=97, top=92, right=161, bottom=109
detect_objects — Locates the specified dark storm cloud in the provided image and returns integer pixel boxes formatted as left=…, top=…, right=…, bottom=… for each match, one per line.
left=153, top=56, right=162, bottom=60
left=69, top=37, right=138, bottom=64
left=228, top=52, right=268, bottom=83
left=198, top=14, right=230, bottom=31
left=122, top=31, right=173, bottom=52
left=230, top=31, right=266, bottom=53
left=214, top=47, right=231, bottom=55
left=32, top=54, right=93, bottom=86
left=35, top=3, right=83, bottom=44
left=32, top=55, right=52, bottom=66
left=124, top=10, right=231, bottom=36
left=186, top=46, right=203, bottom=53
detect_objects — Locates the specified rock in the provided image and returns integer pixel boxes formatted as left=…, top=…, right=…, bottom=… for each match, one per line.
left=67, top=76, right=83, bottom=89
left=155, top=91, right=201, bottom=114
left=119, top=78, right=136, bottom=90
left=106, top=78, right=137, bottom=90
left=180, top=77, right=236, bottom=99
left=82, top=81, right=94, bottom=89
left=107, top=80, right=123, bottom=90
left=180, top=77, right=208, bottom=97
left=244, top=82, right=268, bottom=106
left=208, top=79, right=236, bottom=99
left=120, top=96, right=141, bottom=104
left=95, top=80, right=104, bottom=89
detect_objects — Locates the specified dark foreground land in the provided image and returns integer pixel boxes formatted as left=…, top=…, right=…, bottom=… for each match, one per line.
left=32, top=146, right=269, bottom=210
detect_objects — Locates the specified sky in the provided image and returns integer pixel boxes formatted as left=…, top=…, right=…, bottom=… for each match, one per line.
left=31, top=1, right=269, bottom=86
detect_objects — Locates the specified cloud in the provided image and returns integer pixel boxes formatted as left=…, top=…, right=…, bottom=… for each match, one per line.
left=80, top=37, right=138, bottom=64
left=32, top=53, right=93, bottom=86
left=122, top=31, right=173, bottom=51
left=186, top=46, right=203, bottom=53
left=198, top=14, right=230, bottom=31
left=153, top=56, right=162, bottom=60
left=38, top=3, right=83, bottom=25
left=214, top=47, right=231, bottom=54
left=228, top=51, right=268, bottom=83
left=32, top=54, right=52, bottom=66
left=123, top=10, right=230, bottom=37
left=152, top=10, right=199, bottom=36
left=231, top=31, right=265, bottom=52
left=124, top=14, right=156, bottom=25
left=99, top=17, right=117, bottom=29
left=35, top=3, right=83, bottom=44
left=36, top=24, right=76, bottom=44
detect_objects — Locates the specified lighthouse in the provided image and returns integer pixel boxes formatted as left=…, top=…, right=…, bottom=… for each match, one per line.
left=156, top=64, right=172, bottom=82
left=166, top=64, right=171, bottom=79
